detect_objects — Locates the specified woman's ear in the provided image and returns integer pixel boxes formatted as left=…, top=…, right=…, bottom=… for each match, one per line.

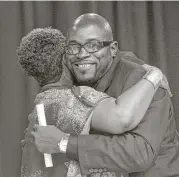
left=110, top=41, right=118, bottom=57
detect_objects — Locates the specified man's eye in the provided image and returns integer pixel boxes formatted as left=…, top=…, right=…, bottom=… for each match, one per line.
left=66, top=44, right=80, bottom=54
left=87, top=42, right=99, bottom=49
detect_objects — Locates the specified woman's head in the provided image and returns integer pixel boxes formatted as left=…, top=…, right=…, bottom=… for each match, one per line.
left=17, top=27, right=66, bottom=87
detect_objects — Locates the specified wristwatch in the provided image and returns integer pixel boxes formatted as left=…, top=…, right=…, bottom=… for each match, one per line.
left=57, top=133, right=70, bottom=154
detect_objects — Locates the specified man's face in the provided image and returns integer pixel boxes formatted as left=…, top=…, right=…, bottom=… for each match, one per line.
left=65, top=25, right=113, bottom=86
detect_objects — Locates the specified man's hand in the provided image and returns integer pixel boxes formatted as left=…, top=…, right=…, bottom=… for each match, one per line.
left=143, top=64, right=173, bottom=97
left=31, top=124, right=65, bottom=154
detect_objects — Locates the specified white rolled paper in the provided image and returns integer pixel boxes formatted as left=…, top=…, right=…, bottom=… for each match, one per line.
left=36, top=103, right=53, bottom=167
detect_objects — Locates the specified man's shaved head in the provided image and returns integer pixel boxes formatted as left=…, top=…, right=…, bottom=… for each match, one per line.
left=65, top=13, right=118, bottom=86
left=67, top=13, right=113, bottom=41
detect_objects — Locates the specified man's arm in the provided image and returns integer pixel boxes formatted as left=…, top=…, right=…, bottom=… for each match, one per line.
left=91, top=67, right=163, bottom=134
left=29, top=66, right=172, bottom=175
left=66, top=68, right=172, bottom=175
left=30, top=88, right=171, bottom=174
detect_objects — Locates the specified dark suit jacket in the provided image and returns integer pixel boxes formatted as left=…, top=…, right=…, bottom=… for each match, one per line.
left=72, top=51, right=179, bottom=177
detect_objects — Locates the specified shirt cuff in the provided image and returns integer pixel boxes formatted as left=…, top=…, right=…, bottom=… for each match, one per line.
left=66, top=133, right=79, bottom=161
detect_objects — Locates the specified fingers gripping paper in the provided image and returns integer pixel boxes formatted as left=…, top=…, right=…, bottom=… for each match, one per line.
left=36, top=104, right=53, bottom=167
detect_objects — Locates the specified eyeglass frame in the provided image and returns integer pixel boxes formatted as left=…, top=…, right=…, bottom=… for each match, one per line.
left=65, top=40, right=113, bottom=55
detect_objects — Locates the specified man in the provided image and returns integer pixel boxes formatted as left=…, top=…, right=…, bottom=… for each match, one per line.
left=31, top=14, right=179, bottom=177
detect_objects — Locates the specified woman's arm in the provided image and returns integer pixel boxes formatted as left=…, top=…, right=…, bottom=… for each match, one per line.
left=91, top=67, right=163, bottom=134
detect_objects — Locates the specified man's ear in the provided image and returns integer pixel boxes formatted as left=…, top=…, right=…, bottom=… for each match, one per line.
left=110, top=41, right=118, bottom=57
left=62, top=54, right=68, bottom=65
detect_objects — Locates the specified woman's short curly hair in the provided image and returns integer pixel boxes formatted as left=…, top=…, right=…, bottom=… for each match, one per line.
left=17, top=27, right=66, bottom=87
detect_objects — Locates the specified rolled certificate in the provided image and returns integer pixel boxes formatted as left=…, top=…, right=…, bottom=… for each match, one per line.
left=36, top=103, right=53, bottom=167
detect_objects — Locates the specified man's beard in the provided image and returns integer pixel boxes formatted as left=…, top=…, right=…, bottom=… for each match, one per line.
left=73, top=76, right=98, bottom=87
left=71, top=58, right=113, bottom=87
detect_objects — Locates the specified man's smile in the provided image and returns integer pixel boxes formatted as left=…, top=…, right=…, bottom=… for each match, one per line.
left=73, top=63, right=96, bottom=72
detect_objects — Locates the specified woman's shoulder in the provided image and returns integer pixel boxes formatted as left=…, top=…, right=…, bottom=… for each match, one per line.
left=34, top=88, right=72, bottom=104
left=76, top=86, right=109, bottom=106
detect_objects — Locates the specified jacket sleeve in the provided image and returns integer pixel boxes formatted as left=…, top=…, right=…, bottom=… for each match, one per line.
left=76, top=67, right=172, bottom=175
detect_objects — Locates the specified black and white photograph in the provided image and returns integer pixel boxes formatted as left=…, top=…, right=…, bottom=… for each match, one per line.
left=0, top=1, right=179, bottom=177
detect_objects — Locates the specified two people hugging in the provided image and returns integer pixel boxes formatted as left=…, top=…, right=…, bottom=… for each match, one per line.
left=18, top=14, right=179, bottom=177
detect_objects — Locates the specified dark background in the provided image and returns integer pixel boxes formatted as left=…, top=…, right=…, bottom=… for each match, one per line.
left=0, top=1, right=179, bottom=177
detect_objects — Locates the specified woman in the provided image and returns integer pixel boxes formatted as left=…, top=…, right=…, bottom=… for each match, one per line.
left=17, top=27, right=166, bottom=177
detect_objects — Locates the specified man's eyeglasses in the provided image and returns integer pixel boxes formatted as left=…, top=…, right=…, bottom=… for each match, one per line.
left=65, top=40, right=113, bottom=55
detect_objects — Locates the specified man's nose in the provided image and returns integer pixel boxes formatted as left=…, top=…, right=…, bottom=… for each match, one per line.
left=77, top=47, right=90, bottom=59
